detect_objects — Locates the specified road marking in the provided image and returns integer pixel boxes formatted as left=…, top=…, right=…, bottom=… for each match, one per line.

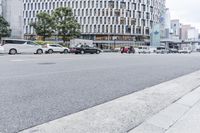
left=10, top=59, right=25, bottom=62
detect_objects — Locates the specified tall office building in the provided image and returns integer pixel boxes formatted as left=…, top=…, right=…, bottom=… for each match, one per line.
left=163, top=8, right=171, bottom=39
left=23, top=0, right=166, bottom=46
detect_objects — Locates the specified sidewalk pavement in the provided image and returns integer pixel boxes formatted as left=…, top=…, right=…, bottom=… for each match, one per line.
left=19, top=70, right=200, bottom=133
left=129, top=86, right=200, bottom=133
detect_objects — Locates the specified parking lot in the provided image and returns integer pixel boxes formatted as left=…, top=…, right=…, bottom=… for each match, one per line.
left=1, top=53, right=200, bottom=133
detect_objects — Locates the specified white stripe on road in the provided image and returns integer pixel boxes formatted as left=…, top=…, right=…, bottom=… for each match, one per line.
left=10, top=59, right=25, bottom=62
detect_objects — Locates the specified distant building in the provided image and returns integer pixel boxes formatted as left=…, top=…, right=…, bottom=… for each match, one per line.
left=171, top=19, right=181, bottom=40
left=188, top=27, right=199, bottom=41
left=163, top=8, right=171, bottom=39
left=180, top=25, right=191, bottom=41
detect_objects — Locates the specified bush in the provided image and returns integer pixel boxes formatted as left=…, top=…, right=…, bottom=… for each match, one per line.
left=34, top=41, right=54, bottom=45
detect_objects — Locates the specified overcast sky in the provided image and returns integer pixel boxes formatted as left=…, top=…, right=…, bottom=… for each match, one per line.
left=166, top=0, right=200, bottom=30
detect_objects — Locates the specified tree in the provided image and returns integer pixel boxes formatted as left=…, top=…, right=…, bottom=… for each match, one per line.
left=30, top=12, right=54, bottom=41
left=52, top=7, right=80, bottom=44
left=0, top=16, right=11, bottom=40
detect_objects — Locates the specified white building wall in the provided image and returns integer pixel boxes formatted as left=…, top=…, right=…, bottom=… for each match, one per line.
left=2, top=0, right=23, bottom=38
left=23, top=0, right=165, bottom=37
left=164, top=8, right=171, bottom=29
left=0, top=0, right=2, bottom=16
left=188, top=28, right=199, bottom=41
left=171, top=19, right=181, bottom=40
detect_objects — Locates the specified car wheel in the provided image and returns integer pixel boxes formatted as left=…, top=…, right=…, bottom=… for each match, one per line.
left=37, top=49, right=43, bottom=54
left=96, top=50, right=100, bottom=54
left=9, top=49, right=17, bottom=55
left=63, top=49, right=68, bottom=54
left=80, top=50, right=85, bottom=54
left=48, top=49, right=53, bottom=54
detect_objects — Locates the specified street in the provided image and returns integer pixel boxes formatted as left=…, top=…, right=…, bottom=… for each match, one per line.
left=1, top=53, right=200, bottom=133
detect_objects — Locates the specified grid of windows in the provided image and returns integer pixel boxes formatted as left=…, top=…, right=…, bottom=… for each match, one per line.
left=23, top=0, right=165, bottom=36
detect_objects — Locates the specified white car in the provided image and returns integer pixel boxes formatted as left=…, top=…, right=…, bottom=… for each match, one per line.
left=138, top=46, right=151, bottom=54
left=0, top=46, right=4, bottom=54
left=43, top=44, right=70, bottom=54
left=156, top=47, right=169, bottom=54
left=178, top=47, right=192, bottom=54
left=1, top=39, right=43, bottom=55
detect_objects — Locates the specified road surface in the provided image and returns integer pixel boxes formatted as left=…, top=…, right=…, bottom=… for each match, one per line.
left=1, top=53, right=200, bottom=133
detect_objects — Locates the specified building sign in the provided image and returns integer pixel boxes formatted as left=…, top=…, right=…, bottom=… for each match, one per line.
left=151, top=24, right=161, bottom=46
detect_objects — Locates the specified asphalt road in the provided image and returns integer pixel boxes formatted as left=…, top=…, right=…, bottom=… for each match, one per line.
left=1, top=53, right=200, bottom=133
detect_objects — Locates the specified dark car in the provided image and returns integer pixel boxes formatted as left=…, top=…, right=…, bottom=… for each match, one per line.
left=74, top=45, right=101, bottom=54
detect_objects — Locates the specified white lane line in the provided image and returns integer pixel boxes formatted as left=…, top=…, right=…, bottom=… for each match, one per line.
left=10, top=59, right=25, bottom=62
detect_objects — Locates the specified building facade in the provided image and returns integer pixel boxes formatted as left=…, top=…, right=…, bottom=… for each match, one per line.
left=171, top=19, right=182, bottom=40
left=0, top=0, right=2, bottom=16
left=23, top=0, right=165, bottom=46
left=180, top=25, right=191, bottom=41
left=163, top=8, right=171, bottom=39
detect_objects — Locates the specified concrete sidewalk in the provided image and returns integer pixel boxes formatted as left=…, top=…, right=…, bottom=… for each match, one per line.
left=129, top=87, right=200, bottom=133
left=19, top=70, right=200, bottom=133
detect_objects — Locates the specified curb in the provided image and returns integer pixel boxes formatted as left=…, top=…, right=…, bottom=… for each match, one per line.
left=19, top=70, right=200, bottom=133
left=128, top=87, right=200, bottom=133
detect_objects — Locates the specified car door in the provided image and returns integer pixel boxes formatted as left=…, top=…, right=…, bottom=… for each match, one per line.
left=84, top=45, right=91, bottom=53
left=55, top=44, right=64, bottom=52
left=49, top=45, right=58, bottom=52
left=25, top=41, right=39, bottom=53
left=12, top=40, right=27, bottom=53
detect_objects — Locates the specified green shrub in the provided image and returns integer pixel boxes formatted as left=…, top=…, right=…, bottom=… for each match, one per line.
left=34, top=41, right=54, bottom=45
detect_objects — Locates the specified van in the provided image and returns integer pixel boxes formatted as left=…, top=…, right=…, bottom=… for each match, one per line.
left=1, top=39, right=43, bottom=55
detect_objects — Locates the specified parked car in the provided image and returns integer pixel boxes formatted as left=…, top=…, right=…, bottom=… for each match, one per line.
left=0, top=46, right=4, bottom=54
left=178, top=47, right=192, bottom=54
left=73, top=45, right=101, bottom=54
left=138, top=46, right=151, bottom=54
left=121, top=47, right=129, bottom=53
left=149, top=47, right=157, bottom=53
left=121, top=46, right=135, bottom=54
left=156, top=47, right=169, bottom=54
left=43, top=44, right=70, bottom=54
left=169, top=48, right=178, bottom=53
left=1, top=39, right=43, bottom=55
left=113, top=47, right=121, bottom=52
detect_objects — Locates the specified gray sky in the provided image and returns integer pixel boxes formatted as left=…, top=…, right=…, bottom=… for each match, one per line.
left=166, top=0, right=200, bottom=30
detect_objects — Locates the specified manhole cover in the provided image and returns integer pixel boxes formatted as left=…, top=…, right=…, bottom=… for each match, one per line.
left=38, top=62, right=56, bottom=65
